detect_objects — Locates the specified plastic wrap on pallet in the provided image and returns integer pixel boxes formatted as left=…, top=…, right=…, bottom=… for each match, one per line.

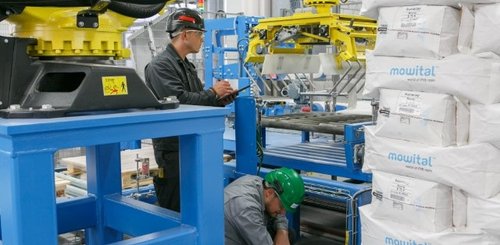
left=467, top=193, right=500, bottom=236
left=363, top=52, right=500, bottom=104
left=376, top=89, right=469, bottom=146
left=374, top=6, right=460, bottom=59
left=371, top=171, right=453, bottom=232
left=472, top=4, right=500, bottom=57
left=360, top=205, right=500, bottom=245
left=363, top=126, right=500, bottom=198
left=469, top=103, right=500, bottom=149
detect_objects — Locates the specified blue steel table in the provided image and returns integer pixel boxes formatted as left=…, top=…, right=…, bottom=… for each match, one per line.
left=0, top=105, right=229, bottom=245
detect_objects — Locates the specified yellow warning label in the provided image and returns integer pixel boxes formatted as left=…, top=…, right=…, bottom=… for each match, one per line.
left=102, top=76, right=128, bottom=96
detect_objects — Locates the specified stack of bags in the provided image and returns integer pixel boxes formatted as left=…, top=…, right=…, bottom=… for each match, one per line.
left=359, top=1, right=500, bottom=244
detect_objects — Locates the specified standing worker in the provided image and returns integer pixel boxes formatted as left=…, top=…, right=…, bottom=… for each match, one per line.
left=145, top=8, right=236, bottom=212
left=224, top=168, right=306, bottom=245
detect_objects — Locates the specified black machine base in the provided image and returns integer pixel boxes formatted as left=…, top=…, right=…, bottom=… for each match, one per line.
left=0, top=36, right=179, bottom=118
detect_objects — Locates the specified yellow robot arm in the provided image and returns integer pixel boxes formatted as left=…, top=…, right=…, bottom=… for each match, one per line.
left=2, top=0, right=175, bottom=59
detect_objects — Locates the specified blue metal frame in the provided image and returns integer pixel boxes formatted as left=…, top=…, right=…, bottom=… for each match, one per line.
left=203, top=16, right=261, bottom=99
left=0, top=105, right=228, bottom=244
left=206, top=15, right=373, bottom=245
left=203, top=16, right=261, bottom=153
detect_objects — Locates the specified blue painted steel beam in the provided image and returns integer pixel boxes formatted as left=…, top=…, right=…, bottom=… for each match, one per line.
left=104, top=194, right=181, bottom=237
left=263, top=154, right=372, bottom=182
left=179, top=131, right=224, bottom=245
left=109, top=226, right=197, bottom=245
left=0, top=105, right=228, bottom=244
left=0, top=196, right=97, bottom=238
left=57, top=196, right=97, bottom=234
left=86, top=143, right=123, bottom=244
left=0, top=148, right=58, bottom=244
left=235, top=96, right=258, bottom=175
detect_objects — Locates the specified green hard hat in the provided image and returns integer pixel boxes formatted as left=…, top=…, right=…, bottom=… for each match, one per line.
left=265, top=168, right=305, bottom=213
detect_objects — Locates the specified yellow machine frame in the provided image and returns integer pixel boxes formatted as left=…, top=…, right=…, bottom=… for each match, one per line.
left=246, top=0, right=377, bottom=68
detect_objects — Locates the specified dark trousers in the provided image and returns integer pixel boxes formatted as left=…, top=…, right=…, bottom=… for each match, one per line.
left=153, top=151, right=180, bottom=212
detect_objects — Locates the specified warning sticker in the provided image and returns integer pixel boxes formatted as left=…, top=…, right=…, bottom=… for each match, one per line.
left=102, top=76, right=128, bottom=96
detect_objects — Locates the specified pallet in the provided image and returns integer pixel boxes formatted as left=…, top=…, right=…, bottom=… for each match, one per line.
left=55, top=177, right=70, bottom=197
left=121, top=168, right=159, bottom=189
left=60, top=146, right=159, bottom=189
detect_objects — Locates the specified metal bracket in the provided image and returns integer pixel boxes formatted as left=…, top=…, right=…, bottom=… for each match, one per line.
left=76, top=0, right=110, bottom=29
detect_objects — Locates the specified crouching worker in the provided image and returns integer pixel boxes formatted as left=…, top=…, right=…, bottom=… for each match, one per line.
left=224, top=168, right=305, bottom=245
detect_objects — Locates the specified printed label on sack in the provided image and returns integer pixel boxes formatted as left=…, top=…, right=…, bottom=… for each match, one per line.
left=396, top=92, right=422, bottom=116
left=390, top=178, right=412, bottom=207
left=401, top=7, right=423, bottom=27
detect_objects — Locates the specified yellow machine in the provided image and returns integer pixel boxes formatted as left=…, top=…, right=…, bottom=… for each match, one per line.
left=246, top=0, right=377, bottom=68
left=0, top=0, right=177, bottom=118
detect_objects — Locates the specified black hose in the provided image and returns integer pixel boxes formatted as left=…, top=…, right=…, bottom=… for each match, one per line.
left=108, top=0, right=169, bottom=4
left=0, top=1, right=96, bottom=7
left=108, top=1, right=165, bottom=18
left=0, top=0, right=167, bottom=7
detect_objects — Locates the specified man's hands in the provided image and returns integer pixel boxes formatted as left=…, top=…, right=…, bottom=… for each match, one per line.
left=273, top=229, right=290, bottom=245
left=211, top=80, right=237, bottom=105
left=212, top=80, right=234, bottom=97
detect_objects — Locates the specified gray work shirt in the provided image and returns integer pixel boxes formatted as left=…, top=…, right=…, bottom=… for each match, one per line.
left=224, top=175, right=288, bottom=245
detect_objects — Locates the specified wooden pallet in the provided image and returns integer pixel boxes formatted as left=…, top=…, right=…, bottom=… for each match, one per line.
left=55, top=177, right=70, bottom=197
left=121, top=168, right=160, bottom=189
left=60, top=146, right=159, bottom=189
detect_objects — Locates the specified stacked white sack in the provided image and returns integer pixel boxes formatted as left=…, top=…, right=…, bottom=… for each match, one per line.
left=376, top=89, right=469, bottom=146
left=370, top=171, right=453, bottom=232
left=360, top=0, right=500, bottom=18
left=360, top=205, right=500, bottom=245
left=374, top=6, right=460, bottom=59
left=452, top=189, right=468, bottom=230
left=469, top=103, right=500, bottom=149
left=363, top=52, right=500, bottom=104
left=472, top=4, right=500, bottom=57
left=363, top=126, right=500, bottom=198
left=467, top=194, right=500, bottom=236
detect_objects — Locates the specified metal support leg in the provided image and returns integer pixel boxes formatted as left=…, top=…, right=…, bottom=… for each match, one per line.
left=85, top=143, right=123, bottom=244
left=0, top=150, right=58, bottom=244
left=180, top=132, right=224, bottom=245
left=235, top=96, right=258, bottom=175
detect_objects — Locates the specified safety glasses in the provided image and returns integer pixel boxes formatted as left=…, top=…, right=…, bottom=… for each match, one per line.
left=185, top=30, right=205, bottom=39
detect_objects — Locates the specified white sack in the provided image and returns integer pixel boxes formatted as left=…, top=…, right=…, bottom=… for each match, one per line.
left=360, top=205, right=500, bottom=245
left=360, top=0, right=500, bottom=19
left=261, top=54, right=320, bottom=74
left=472, top=4, right=500, bottom=57
left=470, top=102, right=500, bottom=148
left=363, top=52, right=500, bottom=104
left=371, top=171, right=452, bottom=232
left=360, top=1, right=459, bottom=19
left=467, top=194, right=500, bottom=236
left=374, top=6, right=460, bottom=59
left=363, top=126, right=500, bottom=198
left=457, top=4, right=475, bottom=54
left=452, top=188, right=467, bottom=230
left=376, top=89, right=466, bottom=146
